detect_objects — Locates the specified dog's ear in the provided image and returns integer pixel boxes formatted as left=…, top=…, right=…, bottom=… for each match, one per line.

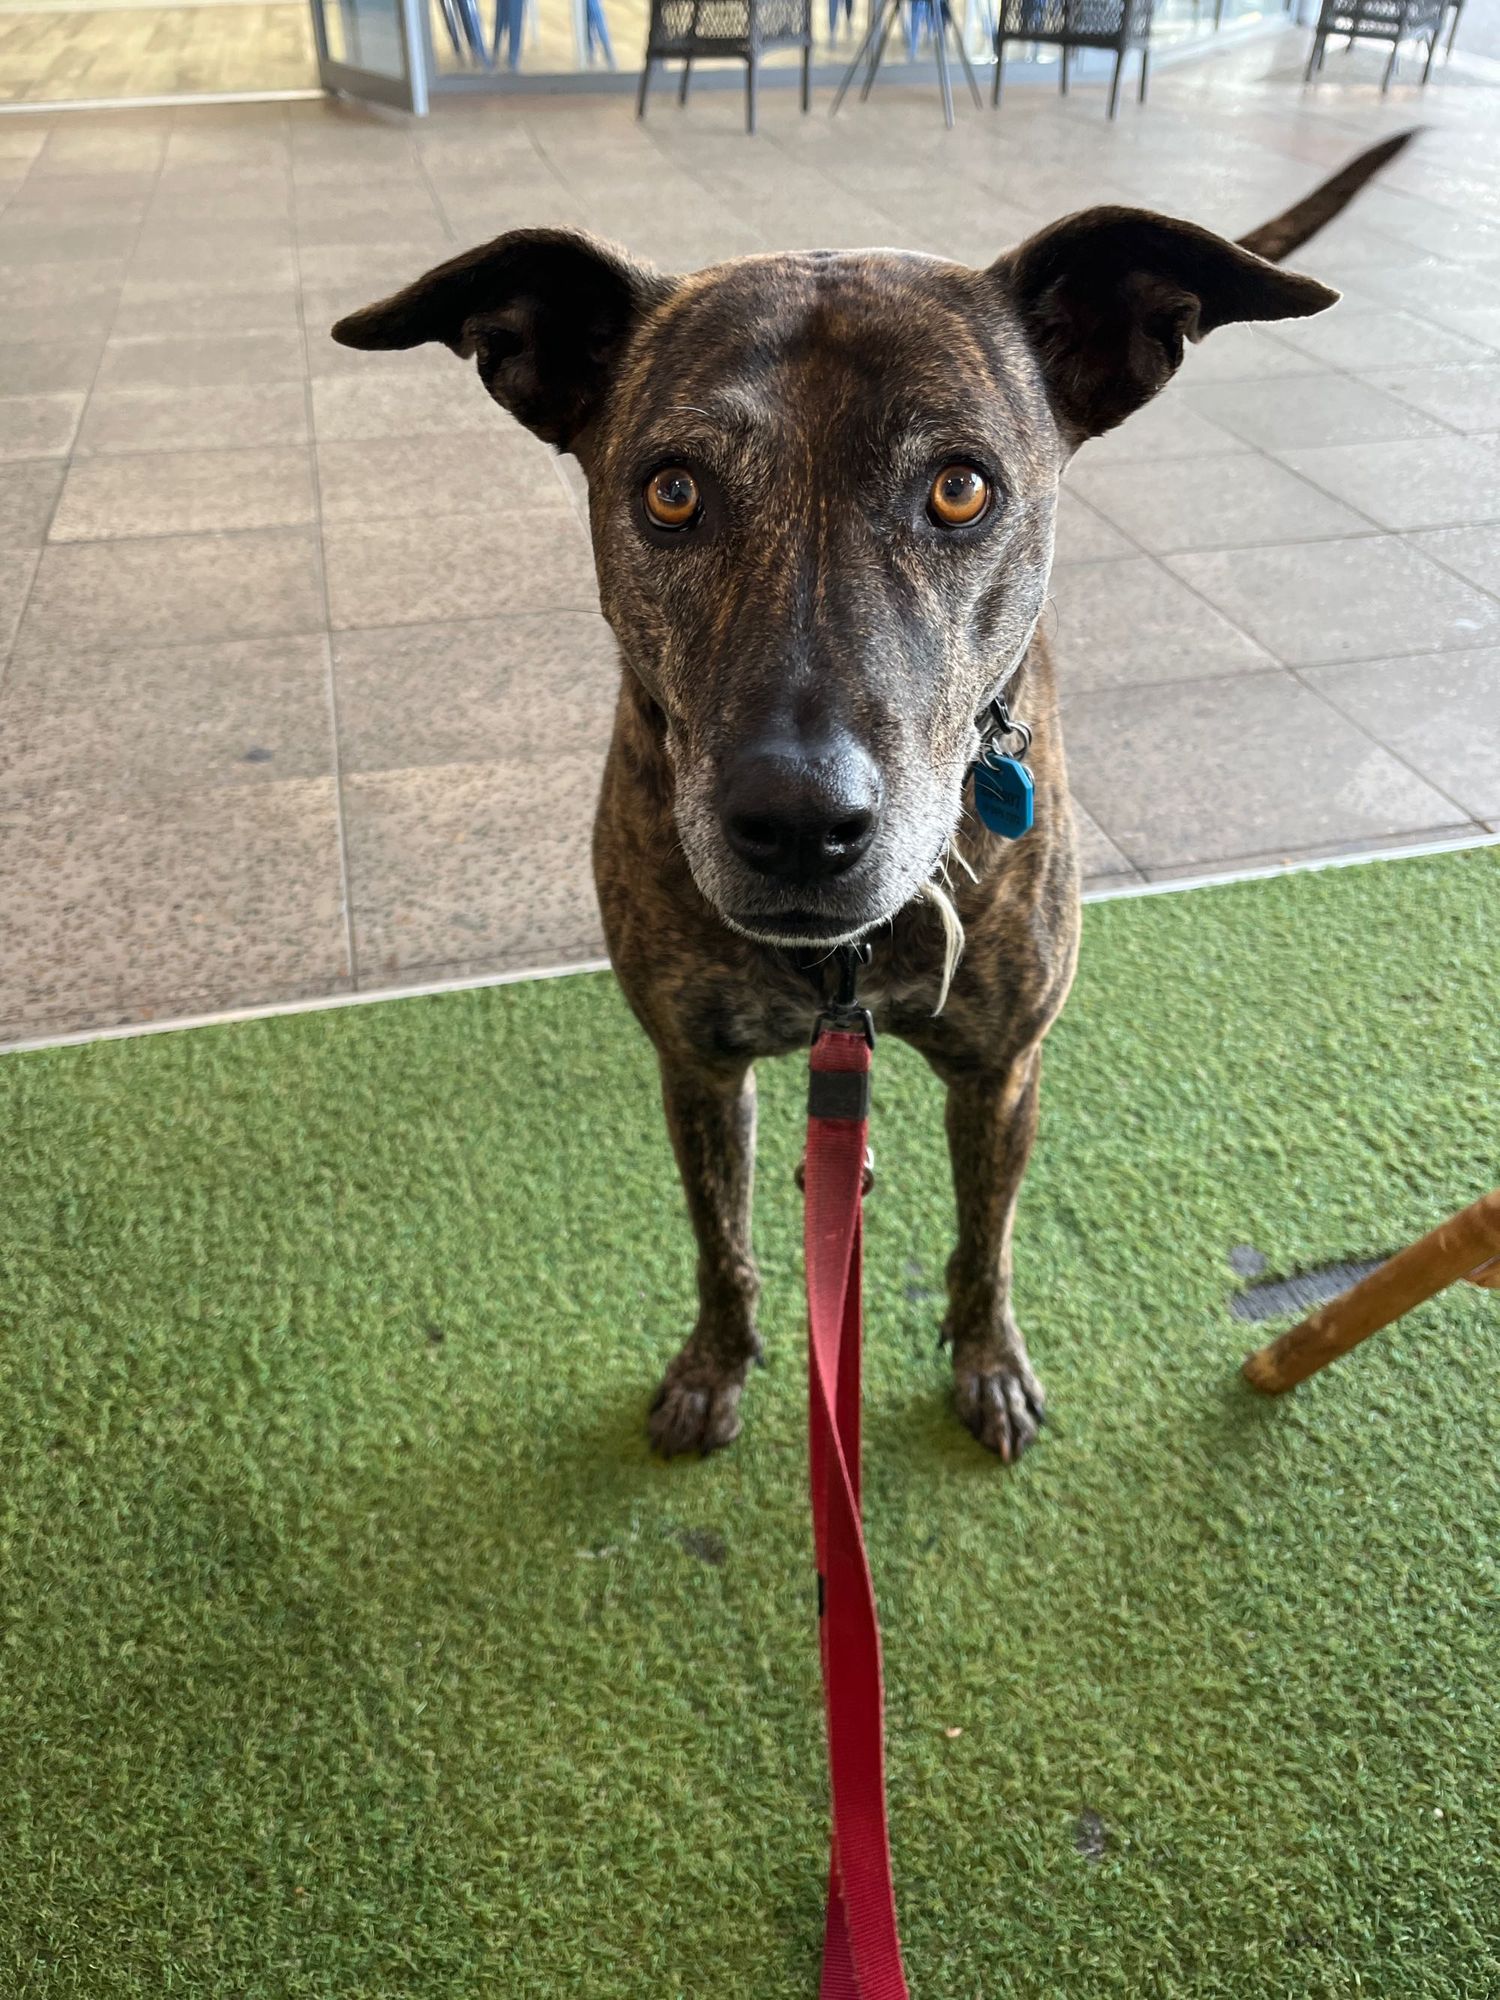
left=993, top=208, right=1338, bottom=449
left=331, top=228, right=669, bottom=451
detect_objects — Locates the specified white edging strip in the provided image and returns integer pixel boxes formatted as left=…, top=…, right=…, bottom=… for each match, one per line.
left=1, top=957, right=611, bottom=1058
left=1083, top=828, right=1500, bottom=903
left=3, top=830, right=1495, bottom=1059
left=0, top=88, right=324, bottom=114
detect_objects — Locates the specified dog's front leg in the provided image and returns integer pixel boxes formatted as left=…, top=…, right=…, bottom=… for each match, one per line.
left=938, top=1044, right=1047, bottom=1463
left=647, top=1055, right=761, bottom=1457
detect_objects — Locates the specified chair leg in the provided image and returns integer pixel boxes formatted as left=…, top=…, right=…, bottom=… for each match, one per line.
left=746, top=51, right=758, bottom=130
left=1059, top=41, right=1069, bottom=90
left=1303, top=29, right=1320, bottom=77
left=948, top=1, right=986, bottom=107
left=1381, top=33, right=1398, bottom=87
left=636, top=52, right=654, bottom=115
left=679, top=55, right=692, bottom=100
left=801, top=39, right=812, bottom=108
left=831, top=0, right=887, bottom=112
left=1138, top=40, right=1148, bottom=96
left=992, top=36, right=1004, bottom=100
left=1107, top=44, right=1123, bottom=113
left=1421, top=22, right=1438, bottom=73
left=932, top=0, right=956, bottom=124
left=1446, top=0, right=1461, bottom=53
left=1242, top=1189, right=1500, bottom=1396
left=859, top=0, right=901, bottom=100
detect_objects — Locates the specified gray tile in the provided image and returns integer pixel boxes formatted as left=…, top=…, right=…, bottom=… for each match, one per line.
left=310, top=365, right=501, bottom=440
left=1073, top=393, right=1251, bottom=467
left=1411, top=522, right=1500, bottom=596
left=1071, top=799, right=1137, bottom=885
left=20, top=529, right=324, bottom=651
left=1364, top=361, right=1500, bottom=433
left=0, top=462, right=64, bottom=545
left=76, top=383, right=311, bottom=458
left=128, top=241, right=299, bottom=291
left=1167, top=537, right=1500, bottom=668
left=50, top=447, right=316, bottom=542
left=1051, top=488, right=1136, bottom=566
left=0, top=218, right=133, bottom=266
left=1048, top=556, right=1270, bottom=693
left=1138, top=823, right=1485, bottom=883
left=95, top=331, right=306, bottom=392
left=314, top=429, right=559, bottom=524
left=0, top=778, right=349, bottom=1044
left=0, top=547, right=40, bottom=658
left=0, top=293, right=119, bottom=348
left=0, top=634, right=334, bottom=808
left=1183, top=374, right=1447, bottom=451
left=345, top=761, right=604, bottom=986
left=1303, top=649, right=1500, bottom=819
left=1179, top=324, right=1326, bottom=385
left=0, top=341, right=105, bottom=396
left=322, top=511, right=596, bottom=629
left=111, top=287, right=303, bottom=338
left=1064, top=671, right=1461, bottom=873
left=0, top=393, right=83, bottom=463
left=333, top=612, right=618, bottom=773
left=1068, top=453, right=1370, bottom=555
left=1268, top=305, right=1493, bottom=371
left=1277, top=436, right=1500, bottom=533
left=296, top=241, right=452, bottom=294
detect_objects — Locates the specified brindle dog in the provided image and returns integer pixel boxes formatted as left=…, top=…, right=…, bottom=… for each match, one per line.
left=335, top=132, right=1410, bottom=1464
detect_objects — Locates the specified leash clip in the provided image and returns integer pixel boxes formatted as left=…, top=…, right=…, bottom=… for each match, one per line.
left=984, top=692, right=1033, bottom=762
left=812, top=940, right=875, bottom=1047
left=973, top=694, right=1035, bottom=842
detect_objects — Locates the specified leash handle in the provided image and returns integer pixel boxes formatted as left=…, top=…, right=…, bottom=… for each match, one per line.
left=805, top=1025, right=909, bottom=2000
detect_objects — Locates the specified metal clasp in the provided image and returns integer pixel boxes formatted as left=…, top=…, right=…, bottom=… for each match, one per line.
left=985, top=693, right=1032, bottom=764
left=812, top=939, right=875, bottom=1047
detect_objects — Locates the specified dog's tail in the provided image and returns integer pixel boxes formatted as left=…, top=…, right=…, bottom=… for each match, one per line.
left=1236, top=131, right=1418, bottom=265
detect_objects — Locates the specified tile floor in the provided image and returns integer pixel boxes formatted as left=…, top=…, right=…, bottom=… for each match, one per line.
left=2, top=28, right=1499, bottom=1044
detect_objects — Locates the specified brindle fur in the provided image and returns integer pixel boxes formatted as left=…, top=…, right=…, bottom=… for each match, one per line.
left=333, top=133, right=1412, bottom=1463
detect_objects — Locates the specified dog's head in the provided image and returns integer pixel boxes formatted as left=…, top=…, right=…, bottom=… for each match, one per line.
left=334, top=219, right=1334, bottom=948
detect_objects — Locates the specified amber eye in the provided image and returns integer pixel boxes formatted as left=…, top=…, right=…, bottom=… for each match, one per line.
left=928, top=464, right=990, bottom=528
left=644, top=465, right=701, bottom=529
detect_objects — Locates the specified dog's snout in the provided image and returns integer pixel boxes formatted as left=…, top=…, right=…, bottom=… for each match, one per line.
left=721, top=737, right=883, bottom=885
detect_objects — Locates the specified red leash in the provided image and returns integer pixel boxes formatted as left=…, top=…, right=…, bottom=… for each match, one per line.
left=803, top=991, right=909, bottom=2000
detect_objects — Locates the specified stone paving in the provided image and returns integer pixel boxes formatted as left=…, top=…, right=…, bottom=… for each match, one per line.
left=1, top=27, right=1498, bottom=1043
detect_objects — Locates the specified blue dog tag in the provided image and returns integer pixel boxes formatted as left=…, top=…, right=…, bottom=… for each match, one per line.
left=974, top=753, right=1034, bottom=840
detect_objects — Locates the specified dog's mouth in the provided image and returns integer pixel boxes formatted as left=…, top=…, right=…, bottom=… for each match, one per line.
left=720, top=833, right=955, bottom=951
left=721, top=905, right=882, bottom=950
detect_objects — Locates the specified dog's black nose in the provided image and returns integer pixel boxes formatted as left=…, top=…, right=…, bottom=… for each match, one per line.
left=721, top=738, right=882, bottom=884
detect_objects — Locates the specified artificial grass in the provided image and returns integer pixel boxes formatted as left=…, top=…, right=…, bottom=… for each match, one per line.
left=2, top=849, right=1498, bottom=1999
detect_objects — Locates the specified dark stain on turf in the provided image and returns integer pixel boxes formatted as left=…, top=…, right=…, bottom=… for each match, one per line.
left=674, top=1526, right=727, bottom=1566
left=1075, top=1810, right=1109, bottom=1862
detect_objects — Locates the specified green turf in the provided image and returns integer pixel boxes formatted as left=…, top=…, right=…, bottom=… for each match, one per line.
left=3, top=849, right=1498, bottom=1999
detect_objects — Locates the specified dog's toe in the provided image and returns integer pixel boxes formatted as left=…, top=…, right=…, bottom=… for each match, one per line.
left=952, top=1351, right=1046, bottom=1463
left=648, top=1359, right=746, bottom=1458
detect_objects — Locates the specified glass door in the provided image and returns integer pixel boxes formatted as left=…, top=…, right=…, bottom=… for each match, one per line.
left=311, top=0, right=430, bottom=111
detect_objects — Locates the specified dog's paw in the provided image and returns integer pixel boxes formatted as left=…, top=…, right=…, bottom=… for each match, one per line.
left=951, top=1347, right=1046, bottom=1463
left=648, top=1350, right=749, bottom=1458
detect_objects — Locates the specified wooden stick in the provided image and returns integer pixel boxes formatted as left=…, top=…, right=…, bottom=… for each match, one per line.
left=1242, top=1188, right=1500, bottom=1395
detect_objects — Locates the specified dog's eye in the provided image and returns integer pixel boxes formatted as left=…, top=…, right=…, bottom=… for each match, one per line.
left=644, top=466, right=701, bottom=530
left=928, top=465, right=990, bottom=528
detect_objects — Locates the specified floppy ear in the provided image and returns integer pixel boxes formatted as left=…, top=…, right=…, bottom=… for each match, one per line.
left=331, top=227, right=669, bottom=452
left=994, top=208, right=1339, bottom=449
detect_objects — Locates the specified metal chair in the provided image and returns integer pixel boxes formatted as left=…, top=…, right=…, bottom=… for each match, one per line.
left=637, top=0, right=814, bottom=131
left=993, top=0, right=1153, bottom=118
left=1304, top=0, right=1445, bottom=90
left=832, top=0, right=986, bottom=128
